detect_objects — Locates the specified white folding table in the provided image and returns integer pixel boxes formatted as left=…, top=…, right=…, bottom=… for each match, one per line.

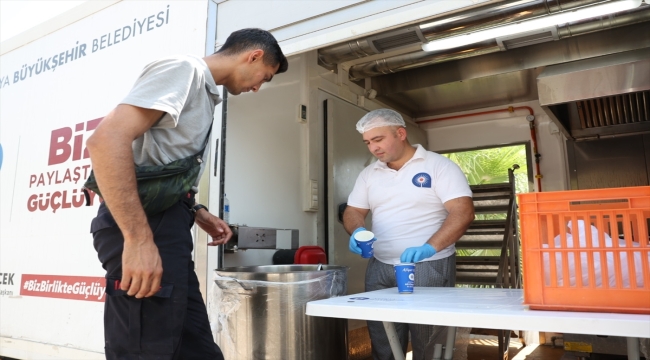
left=306, top=287, right=650, bottom=360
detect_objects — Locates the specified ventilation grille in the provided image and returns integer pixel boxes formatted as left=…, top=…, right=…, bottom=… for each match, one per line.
left=502, top=30, right=556, bottom=49
left=576, top=90, right=650, bottom=129
left=372, top=31, right=422, bottom=52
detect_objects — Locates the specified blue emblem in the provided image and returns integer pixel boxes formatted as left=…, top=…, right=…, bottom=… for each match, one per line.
left=412, top=172, right=431, bottom=188
left=0, top=143, right=3, bottom=170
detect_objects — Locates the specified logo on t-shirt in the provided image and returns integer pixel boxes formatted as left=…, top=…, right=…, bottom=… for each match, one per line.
left=412, top=172, right=431, bottom=188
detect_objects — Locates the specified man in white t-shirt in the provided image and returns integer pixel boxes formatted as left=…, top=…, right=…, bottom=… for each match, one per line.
left=343, top=109, right=475, bottom=360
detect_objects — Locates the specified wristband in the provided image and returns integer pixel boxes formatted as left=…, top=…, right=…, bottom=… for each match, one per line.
left=192, top=204, right=209, bottom=214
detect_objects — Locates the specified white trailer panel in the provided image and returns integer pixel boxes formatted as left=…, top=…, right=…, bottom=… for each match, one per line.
left=0, top=1, right=210, bottom=357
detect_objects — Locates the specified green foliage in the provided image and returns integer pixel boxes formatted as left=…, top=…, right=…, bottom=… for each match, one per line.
left=442, top=145, right=530, bottom=194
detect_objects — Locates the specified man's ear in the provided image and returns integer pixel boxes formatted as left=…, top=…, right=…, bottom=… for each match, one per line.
left=247, top=49, right=265, bottom=63
left=397, top=127, right=408, bottom=140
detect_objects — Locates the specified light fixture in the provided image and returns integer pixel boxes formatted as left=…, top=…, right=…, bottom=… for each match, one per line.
left=421, top=0, right=643, bottom=52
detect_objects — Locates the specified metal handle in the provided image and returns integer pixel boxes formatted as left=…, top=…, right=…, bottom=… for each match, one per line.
left=215, top=277, right=256, bottom=293
left=213, top=138, right=219, bottom=176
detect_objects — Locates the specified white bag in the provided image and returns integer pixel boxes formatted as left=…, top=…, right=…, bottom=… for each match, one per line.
left=542, top=220, right=646, bottom=288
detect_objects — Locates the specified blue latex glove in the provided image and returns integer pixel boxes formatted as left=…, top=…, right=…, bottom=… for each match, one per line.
left=400, top=244, right=436, bottom=263
left=349, top=227, right=366, bottom=255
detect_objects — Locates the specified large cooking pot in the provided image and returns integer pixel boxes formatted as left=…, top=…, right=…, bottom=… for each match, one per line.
left=210, top=265, right=348, bottom=360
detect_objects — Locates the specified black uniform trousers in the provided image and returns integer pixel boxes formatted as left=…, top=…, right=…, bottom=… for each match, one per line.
left=91, top=197, right=224, bottom=360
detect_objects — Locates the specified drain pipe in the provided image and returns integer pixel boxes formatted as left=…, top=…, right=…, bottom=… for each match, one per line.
left=416, top=106, right=543, bottom=192
left=526, top=114, right=543, bottom=193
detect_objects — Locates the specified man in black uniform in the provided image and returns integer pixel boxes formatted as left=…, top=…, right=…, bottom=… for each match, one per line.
left=87, top=29, right=288, bottom=359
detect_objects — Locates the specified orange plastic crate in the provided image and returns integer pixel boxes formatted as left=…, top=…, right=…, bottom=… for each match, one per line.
left=518, top=186, right=650, bottom=314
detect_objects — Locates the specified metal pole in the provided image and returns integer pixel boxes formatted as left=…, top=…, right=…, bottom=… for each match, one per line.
left=217, top=89, right=228, bottom=271
left=443, top=326, right=457, bottom=360
left=627, top=337, right=640, bottom=360
left=382, top=322, right=405, bottom=360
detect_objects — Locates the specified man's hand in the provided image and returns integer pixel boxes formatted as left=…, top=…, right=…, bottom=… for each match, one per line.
left=343, top=205, right=370, bottom=257
left=121, top=230, right=163, bottom=299
left=400, top=243, right=436, bottom=263
left=195, top=208, right=232, bottom=245
left=349, top=227, right=366, bottom=255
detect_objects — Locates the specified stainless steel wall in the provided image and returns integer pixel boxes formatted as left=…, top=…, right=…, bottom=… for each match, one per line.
left=566, top=134, right=650, bottom=190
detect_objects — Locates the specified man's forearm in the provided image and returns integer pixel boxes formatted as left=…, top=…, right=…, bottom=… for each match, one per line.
left=342, top=208, right=367, bottom=235
left=426, top=205, right=474, bottom=251
left=87, top=129, right=150, bottom=240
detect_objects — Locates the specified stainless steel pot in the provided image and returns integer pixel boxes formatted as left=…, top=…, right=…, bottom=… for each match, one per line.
left=211, top=265, right=348, bottom=360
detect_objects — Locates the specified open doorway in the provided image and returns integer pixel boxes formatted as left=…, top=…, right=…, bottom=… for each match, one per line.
left=441, top=143, right=533, bottom=196
left=441, top=143, right=532, bottom=285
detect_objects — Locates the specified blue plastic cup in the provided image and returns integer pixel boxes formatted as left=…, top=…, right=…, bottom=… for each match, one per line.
left=393, top=263, right=415, bottom=293
left=354, top=230, right=376, bottom=259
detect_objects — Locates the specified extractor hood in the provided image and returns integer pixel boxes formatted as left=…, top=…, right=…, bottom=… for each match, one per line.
left=538, top=47, right=650, bottom=139
left=537, top=47, right=650, bottom=106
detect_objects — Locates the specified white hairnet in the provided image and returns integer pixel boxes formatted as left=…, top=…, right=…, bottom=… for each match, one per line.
left=356, top=109, right=406, bottom=134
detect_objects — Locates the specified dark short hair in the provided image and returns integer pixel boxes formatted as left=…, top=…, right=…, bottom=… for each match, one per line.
left=217, top=28, right=288, bottom=74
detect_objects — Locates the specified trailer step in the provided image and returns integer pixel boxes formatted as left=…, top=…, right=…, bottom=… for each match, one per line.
left=474, top=205, right=511, bottom=214
left=456, top=240, right=503, bottom=249
left=470, top=183, right=513, bottom=193
left=456, top=256, right=501, bottom=265
left=468, top=220, right=507, bottom=229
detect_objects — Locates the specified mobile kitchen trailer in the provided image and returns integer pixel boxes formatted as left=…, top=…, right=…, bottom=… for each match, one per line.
left=1, top=0, right=648, bottom=358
